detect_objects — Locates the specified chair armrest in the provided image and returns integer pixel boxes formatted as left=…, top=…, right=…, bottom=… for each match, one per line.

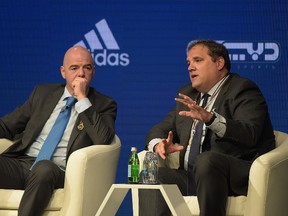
left=59, top=135, right=121, bottom=216
left=0, top=138, right=15, bottom=153
left=245, top=134, right=288, bottom=216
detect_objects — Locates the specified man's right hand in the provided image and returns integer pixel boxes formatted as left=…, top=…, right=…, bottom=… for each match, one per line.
left=72, top=77, right=88, bottom=101
left=154, top=131, right=184, bottom=159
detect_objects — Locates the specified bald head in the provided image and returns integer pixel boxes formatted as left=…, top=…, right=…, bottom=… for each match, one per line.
left=60, top=46, right=95, bottom=96
left=63, top=46, right=94, bottom=66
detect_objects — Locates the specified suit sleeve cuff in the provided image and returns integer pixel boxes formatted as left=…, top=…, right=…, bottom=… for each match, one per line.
left=75, top=98, right=92, bottom=113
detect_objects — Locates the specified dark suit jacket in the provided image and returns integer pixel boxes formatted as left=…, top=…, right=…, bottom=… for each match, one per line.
left=145, top=73, right=275, bottom=169
left=0, top=84, right=117, bottom=163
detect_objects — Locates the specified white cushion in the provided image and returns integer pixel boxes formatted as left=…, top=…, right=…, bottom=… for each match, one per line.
left=0, top=189, right=64, bottom=210
left=184, top=195, right=246, bottom=216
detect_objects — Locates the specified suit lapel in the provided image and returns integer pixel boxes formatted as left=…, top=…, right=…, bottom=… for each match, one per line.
left=36, top=88, right=64, bottom=132
left=68, top=118, right=81, bottom=146
left=212, top=74, right=232, bottom=111
left=66, top=88, right=94, bottom=152
left=25, top=86, right=65, bottom=149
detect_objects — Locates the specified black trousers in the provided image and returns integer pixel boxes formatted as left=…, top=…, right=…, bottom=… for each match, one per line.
left=0, top=155, right=65, bottom=216
left=139, top=151, right=252, bottom=216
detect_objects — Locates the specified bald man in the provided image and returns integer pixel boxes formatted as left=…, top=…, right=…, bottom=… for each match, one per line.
left=0, top=46, right=117, bottom=215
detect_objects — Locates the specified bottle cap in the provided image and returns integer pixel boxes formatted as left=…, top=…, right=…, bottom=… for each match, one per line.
left=131, top=147, right=137, bottom=152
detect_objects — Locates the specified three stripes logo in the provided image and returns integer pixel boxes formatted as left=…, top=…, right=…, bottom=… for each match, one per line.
left=75, top=19, right=129, bottom=66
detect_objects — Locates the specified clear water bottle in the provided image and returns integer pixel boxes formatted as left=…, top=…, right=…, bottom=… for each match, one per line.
left=142, top=151, right=159, bottom=184
left=128, top=147, right=139, bottom=184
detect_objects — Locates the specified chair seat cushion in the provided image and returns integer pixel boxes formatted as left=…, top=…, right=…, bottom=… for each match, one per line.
left=0, top=189, right=64, bottom=211
left=184, top=195, right=247, bottom=216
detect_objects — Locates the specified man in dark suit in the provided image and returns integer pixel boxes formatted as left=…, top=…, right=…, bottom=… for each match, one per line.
left=139, top=39, right=275, bottom=216
left=0, top=46, right=117, bottom=216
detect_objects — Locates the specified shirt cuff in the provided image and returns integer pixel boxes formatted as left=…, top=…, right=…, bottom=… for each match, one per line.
left=148, top=138, right=162, bottom=152
left=75, top=98, right=92, bottom=113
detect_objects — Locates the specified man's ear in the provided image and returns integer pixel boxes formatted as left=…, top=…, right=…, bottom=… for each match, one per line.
left=60, top=66, right=66, bottom=79
left=217, top=57, right=225, bottom=71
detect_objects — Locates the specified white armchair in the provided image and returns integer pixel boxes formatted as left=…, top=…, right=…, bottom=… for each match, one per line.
left=138, top=130, right=288, bottom=216
left=0, top=135, right=121, bottom=216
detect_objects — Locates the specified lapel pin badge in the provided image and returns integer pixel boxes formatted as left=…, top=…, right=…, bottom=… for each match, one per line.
left=77, top=121, right=84, bottom=130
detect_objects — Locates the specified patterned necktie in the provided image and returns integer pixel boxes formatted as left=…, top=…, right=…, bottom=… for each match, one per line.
left=188, top=93, right=209, bottom=194
left=30, top=96, right=76, bottom=169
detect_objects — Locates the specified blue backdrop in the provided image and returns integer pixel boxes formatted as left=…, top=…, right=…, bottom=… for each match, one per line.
left=1, top=0, right=287, bottom=215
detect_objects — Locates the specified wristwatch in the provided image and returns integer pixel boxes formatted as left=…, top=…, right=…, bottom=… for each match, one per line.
left=205, top=111, right=217, bottom=126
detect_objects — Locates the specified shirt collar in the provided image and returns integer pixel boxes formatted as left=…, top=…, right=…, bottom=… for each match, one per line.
left=201, top=74, right=229, bottom=98
left=60, top=87, right=74, bottom=101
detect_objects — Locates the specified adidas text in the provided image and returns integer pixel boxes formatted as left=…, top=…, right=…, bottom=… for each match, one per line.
left=92, top=49, right=130, bottom=66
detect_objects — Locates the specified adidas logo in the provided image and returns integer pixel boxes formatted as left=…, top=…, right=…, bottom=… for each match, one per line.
left=75, top=19, right=130, bottom=66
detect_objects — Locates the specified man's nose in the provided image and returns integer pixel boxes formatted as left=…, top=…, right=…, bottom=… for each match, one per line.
left=77, top=68, right=85, bottom=77
left=188, top=63, right=195, bottom=71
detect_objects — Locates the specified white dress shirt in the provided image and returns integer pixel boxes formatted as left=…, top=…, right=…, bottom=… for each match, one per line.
left=26, top=88, right=92, bottom=170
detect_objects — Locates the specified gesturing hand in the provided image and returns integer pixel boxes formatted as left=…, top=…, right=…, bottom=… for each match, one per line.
left=175, top=93, right=212, bottom=123
left=154, top=131, right=184, bottom=159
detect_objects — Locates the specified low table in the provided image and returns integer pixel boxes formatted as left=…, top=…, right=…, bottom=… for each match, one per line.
left=95, top=183, right=192, bottom=216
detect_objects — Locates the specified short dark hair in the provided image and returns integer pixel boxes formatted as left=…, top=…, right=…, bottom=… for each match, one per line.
left=186, top=39, right=231, bottom=71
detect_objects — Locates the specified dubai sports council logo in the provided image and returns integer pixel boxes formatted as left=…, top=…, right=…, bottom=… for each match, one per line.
left=218, top=40, right=280, bottom=63
left=75, top=19, right=129, bottom=66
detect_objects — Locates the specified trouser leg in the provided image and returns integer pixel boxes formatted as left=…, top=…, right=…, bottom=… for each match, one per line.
left=139, top=167, right=187, bottom=216
left=18, top=160, right=65, bottom=216
left=193, top=152, right=251, bottom=216
left=0, top=155, right=29, bottom=189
